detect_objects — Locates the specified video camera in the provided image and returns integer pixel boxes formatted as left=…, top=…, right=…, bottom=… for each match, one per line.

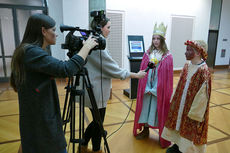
left=60, top=10, right=106, bottom=58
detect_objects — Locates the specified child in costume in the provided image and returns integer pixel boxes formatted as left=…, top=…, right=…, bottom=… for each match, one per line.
left=133, top=22, right=173, bottom=148
left=162, top=40, right=211, bottom=153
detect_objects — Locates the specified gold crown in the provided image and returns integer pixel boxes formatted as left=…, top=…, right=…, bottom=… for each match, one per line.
left=153, top=22, right=167, bottom=38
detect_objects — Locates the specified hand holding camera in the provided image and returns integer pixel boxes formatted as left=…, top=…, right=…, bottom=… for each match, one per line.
left=77, top=36, right=98, bottom=60
left=83, top=36, right=98, bottom=50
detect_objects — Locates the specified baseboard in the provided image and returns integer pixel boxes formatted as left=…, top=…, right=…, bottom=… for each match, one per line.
left=214, top=65, right=229, bottom=69
left=173, top=70, right=182, bottom=74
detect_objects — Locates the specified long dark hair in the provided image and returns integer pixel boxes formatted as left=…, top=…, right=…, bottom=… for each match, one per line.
left=148, top=35, right=168, bottom=54
left=90, top=17, right=110, bottom=34
left=10, top=13, right=56, bottom=91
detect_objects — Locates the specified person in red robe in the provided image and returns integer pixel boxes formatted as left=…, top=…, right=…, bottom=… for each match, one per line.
left=133, top=22, right=173, bottom=148
left=162, top=40, right=211, bottom=153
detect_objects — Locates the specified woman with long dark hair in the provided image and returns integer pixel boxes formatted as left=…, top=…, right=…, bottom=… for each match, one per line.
left=11, top=13, right=97, bottom=153
left=79, top=17, right=146, bottom=153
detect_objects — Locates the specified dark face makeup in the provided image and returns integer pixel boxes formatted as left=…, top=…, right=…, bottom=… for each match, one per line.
left=185, top=45, right=195, bottom=60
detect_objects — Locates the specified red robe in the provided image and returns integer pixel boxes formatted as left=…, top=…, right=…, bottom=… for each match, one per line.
left=133, top=50, right=173, bottom=148
left=164, top=63, right=211, bottom=145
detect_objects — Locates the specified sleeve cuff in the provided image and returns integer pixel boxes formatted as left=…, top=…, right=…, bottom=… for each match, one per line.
left=72, top=55, right=85, bottom=69
left=188, top=113, right=203, bottom=122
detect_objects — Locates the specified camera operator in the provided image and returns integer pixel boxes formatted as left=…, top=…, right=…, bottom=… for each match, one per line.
left=80, top=17, right=146, bottom=153
left=10, top=13, right=98, bottom=153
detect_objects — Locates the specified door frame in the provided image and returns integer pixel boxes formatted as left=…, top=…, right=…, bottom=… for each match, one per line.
left=0, top=1, right=48, bottom=82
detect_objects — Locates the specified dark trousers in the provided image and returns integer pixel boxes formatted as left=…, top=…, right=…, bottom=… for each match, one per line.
left=82, top=108, right=106, bottom=151
left=58, top=148, right=67, bottom=153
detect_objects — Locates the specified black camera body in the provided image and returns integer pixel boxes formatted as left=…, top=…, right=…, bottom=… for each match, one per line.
left=60, top=10, right=106, bottom=58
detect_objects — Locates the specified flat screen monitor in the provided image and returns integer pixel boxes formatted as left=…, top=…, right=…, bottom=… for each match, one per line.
left=128, top=35, right=145, bottom=57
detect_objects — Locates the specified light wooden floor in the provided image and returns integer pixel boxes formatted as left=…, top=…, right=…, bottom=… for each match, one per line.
left=0, top=69, right=230, bottom=153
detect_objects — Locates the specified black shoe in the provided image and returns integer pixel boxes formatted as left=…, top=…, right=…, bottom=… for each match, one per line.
left=166, top=144, right=182, bottom=153
left=135, top=128, right=149, bottom=140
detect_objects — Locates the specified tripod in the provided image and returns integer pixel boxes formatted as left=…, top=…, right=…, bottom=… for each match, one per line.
left=62, top=67, right=110, bottom=153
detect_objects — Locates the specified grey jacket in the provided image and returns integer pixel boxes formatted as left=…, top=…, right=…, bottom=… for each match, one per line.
left=17, top=45, right=84, bottom=153
left=82, top=48, right=130, bottom=108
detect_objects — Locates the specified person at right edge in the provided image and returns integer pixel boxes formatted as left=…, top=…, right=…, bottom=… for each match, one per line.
left=78, top=17, right=146, bottom=153
left=161, top=40, right=212, bottom=153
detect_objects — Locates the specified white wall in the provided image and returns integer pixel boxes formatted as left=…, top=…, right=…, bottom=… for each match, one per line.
left=62, top=0, right=89, bottom=29
left=49, top=0, right=216, bottom=68
left=48, top=0, right=89, bottom=60
left=47, top=0, right=65, bottom=60
left=107, top=0, right=212, bottom=69
left=215, top=0, right=230, bottom=66
left=62, top=0, right=89, bottom=59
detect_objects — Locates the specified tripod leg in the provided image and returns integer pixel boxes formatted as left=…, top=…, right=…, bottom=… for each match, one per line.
left=62, top=75, right=85, bottom=153
left=62, top=70, right=109, bottom=153
left=62, top=77, right=72, bottom=133
left=83, top=69, right=110, bottom=153
left=73, top=74, right=86, bottom=153
left=70, top=88, right=76, bottom=153
left=70, top=75, right=85, bottom=153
